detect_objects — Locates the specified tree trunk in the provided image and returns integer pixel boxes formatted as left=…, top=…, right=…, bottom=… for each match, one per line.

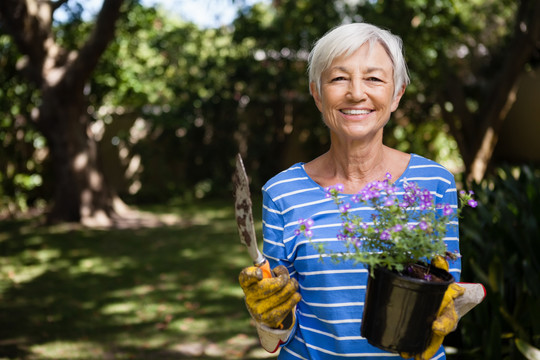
left=0, top=0, right=125, bottom=225
left=444, top=0, right=540, bottom=183
left=467, top=0, right=540, bottom=183
left=37, top=80, right=119, bottom=225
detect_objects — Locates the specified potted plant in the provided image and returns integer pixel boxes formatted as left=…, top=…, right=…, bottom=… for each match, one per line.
left=296, top=174, right=477, bottom=354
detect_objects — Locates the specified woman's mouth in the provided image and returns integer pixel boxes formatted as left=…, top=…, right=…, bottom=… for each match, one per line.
left=340, top=109, right=372, bottom=115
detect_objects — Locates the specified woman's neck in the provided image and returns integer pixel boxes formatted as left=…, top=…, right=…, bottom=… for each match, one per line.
left=327, top=143, right=388, bottom=190
left=305, top=139, right=409, bottom=194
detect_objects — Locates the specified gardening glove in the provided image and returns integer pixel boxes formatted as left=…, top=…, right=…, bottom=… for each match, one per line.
left=430, top=256, right=486, bottom=324
left=239, top=265, right=301, bottom=329
left=408, top=282, right=466, bottom=360
left=401, top=257, right=486, bottom=360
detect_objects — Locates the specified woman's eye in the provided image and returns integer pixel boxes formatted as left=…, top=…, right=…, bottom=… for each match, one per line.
left=367, top=77, right=382, bottom=82
left=331, top=76, right=347, bottom=82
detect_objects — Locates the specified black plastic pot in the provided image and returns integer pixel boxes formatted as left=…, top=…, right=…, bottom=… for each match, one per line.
left=361, top=264, right=455, bottom=354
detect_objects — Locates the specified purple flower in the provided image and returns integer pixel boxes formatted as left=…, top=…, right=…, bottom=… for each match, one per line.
left=339, top=203, right=351, bottom=214
left=297, top=177, right=476, bottom=272
left=358, top=185, right=382, bottom=201
left=442, top=204, right=453, bottom=216
left=403, top=181, right=419, bottom=194
left=419, top=190, right=433, bottom=210
left=296, top=218, right=314, bottom=238
left=375, top=181, right=385, bottom=191
left=343, top=222, right=356, bottom=233
left=385, top=185, right=397, bottom=195
left=421, top=189, right=433, bottom=200
left=399, top=201, right=411, bottom=208
left=380, top=230, right=391, bottom=240
left=384, top=196, right=397, bottom=207
left=468, top=199, right=478, bottom=208
left=459, top=190, right=477, bottom=208
left=325, top=184, right=344, bottom=198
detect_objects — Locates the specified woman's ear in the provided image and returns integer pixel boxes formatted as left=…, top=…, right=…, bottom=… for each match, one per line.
left=391, top=84, right=406, bottom=112
left=310, top=82, right=323, bottom=112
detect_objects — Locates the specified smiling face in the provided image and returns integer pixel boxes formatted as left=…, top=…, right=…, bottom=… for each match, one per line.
left=310, top=41, right=405, bottom=144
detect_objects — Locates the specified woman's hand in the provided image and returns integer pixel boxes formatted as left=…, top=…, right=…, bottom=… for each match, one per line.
left=239, top=265, right=301, bottom=329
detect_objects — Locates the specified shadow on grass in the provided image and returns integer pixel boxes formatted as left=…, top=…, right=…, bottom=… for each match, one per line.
left=0, top=199, right=276, bottom=359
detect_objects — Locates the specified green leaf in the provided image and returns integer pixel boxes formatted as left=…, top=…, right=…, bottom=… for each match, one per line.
left=515, top=338, right=540, bottom=360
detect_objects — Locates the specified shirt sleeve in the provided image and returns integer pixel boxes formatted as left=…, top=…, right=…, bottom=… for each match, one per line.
left=259, top=189, right=299, bottom=349
left=261, top=190, right=298, bottom=279
left=439, top=176, right=461, bottom=281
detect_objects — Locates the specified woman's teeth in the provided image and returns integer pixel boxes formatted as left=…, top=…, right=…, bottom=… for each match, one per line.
left=341, top=109, right=371, bottom=115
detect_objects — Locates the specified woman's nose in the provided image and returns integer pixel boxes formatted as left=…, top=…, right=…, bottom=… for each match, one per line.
left=347, top=78, right=366, bottom=101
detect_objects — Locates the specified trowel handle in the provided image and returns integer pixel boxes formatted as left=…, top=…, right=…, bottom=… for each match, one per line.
left=256, top=258, right=273, bottom=279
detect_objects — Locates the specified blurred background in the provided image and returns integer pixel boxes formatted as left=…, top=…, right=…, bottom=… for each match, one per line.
left=0, top=0, right=539, bottom=359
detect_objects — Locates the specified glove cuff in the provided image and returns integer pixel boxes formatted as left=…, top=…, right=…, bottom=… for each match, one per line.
left=253, top=310, right=296, bottom=353
left=455, top=282, right=486, bottom=318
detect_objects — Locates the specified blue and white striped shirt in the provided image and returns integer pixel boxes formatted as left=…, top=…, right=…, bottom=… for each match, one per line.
left=261, top=154, right=460, bottom=360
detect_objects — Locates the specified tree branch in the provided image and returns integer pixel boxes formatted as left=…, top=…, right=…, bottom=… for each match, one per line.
left=0, top=0, right=50, bottom=84
left=466, top=0, right=540, bottom=182
left=65, top=0, right=124, bottom=84
left=51, top=0, right=70, bottom=12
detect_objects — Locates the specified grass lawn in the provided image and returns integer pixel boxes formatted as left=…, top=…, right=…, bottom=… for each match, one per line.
left=0, top=198, right=278, bottom=360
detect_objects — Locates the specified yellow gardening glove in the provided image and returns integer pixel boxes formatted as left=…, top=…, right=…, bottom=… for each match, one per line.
left=431, top=255, right=450, bottom=272
left=402, top=256, right=465, bottom=360
left=412, top=282, right=465, bottom=359
left=239, top=265, right=301, bottom=329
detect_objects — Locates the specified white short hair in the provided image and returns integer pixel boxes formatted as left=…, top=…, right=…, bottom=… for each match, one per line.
left=308, top=23, right=410, bottom=99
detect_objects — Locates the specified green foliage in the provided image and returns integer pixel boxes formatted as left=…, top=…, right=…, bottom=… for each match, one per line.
left=0, top=34, right=48, bottom=218
left=0, top=0, right=530, bottom=212
left=88, top=4, right=248, bottom=201
left=455, top=165, right=540, bottom=359
left=229, top=0, right=340, bottom=185
left=228, top=0, right=520, bottom=185
left=353, top=0, right=517, bottom=170
left=92, top=5, right=175, bottom=107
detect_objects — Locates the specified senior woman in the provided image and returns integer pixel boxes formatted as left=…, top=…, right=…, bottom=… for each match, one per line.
left=239, top=22, right=469, bottom=360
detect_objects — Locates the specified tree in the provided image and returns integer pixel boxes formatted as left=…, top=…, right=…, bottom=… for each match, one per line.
left=0, top=0, right=125, bottom=224
left=1, top=0, right=537, bottom=217
left=423, top=0, right=540, bottom=182
left=232, top=0, right=540, bottom=183
left=351, top=0, right=540, bottom=182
